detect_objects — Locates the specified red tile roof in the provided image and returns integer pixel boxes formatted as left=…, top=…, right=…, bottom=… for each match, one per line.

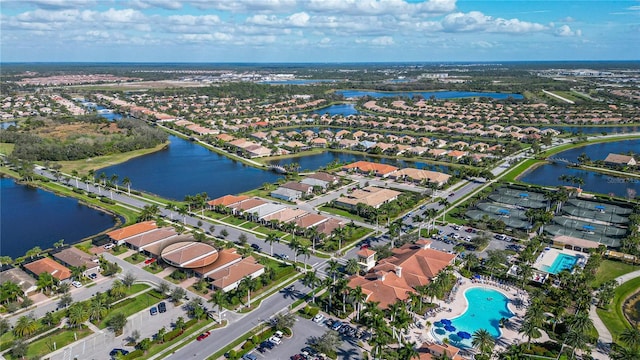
left=107, top=221, right=157, bottom=241
left=24, top=258, right=71, bottom=281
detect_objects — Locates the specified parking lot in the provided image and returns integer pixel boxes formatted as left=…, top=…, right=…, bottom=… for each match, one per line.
left=244, top=314, right=363, bottom=360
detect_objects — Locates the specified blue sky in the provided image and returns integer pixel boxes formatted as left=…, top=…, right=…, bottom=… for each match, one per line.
left=1, top=0, right=638, bottom=62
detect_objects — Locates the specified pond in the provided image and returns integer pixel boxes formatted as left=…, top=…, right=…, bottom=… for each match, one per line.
left=519, top=139, right=640, bottom=198
left=552, top=126, right=640, bottom=135
left=0, top=177, right=117, bottom=258
left=311, top=104, right=361, bottom=116
left=101, top=135, right=283, bottom=200
left=336, top=90, right=523, bottom=100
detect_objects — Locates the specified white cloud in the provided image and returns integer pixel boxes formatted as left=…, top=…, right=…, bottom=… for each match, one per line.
left=307, top=0, right=455, bottom=16
left=319, top=37, right=330, bottom=44
left=101, top=8, right=147, bottom=24
left=167, top=14, right=221, bottom=26
left=288, top=12, right=310, bottom=27
left=559, top=16, right=575, bottom=23
left=371, top=35, right=394, bottom=45
left=442, top=11, right=547, bottom=34
left=554, top=24, right=581, bottom=37
left=131, top=0, right=183, bottom=10
left=472, top=40, right=495, bottom=48
left=179, top=32, right=233, bottom=43
left=186, top=0, right=297, bottom=12
left=23, top=0, right=95, bottom=9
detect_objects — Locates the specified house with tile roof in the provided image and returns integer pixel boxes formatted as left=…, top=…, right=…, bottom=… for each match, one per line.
left=52, top=247, right=100, bottom=276
left=24, top=257, right=72, bottom=282
left=342, top=161, right=398, bottom=178
left=107, top=221, right=158, bottom=246
left=604, top=153, right=637, bottom=166
left=207, top=256, right=265, bottom=292
left=270, top=187, right=303, bottom=202
left=334, top=186, right=401, bottom=210
left=347, top=240, right=455, bottom=309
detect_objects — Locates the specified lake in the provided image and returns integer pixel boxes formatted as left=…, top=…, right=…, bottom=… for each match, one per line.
left=552, top=126, right=640, bottom=135
left=336, top=90, right=523, bottom=100
left=260, top=79, right=337, bottom=85
left=519, top=139, right=640, bottom=198
left=101, top=135, right=283, bottom=200
left=266, top=151, right=451, bottom=173
left=312, top=104, right=361, bottom=116
left=81, top=101, right=123, bottom=121
left=0, top=177, right=117, bottom=258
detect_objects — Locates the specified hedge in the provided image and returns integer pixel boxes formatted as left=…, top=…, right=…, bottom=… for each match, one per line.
left=164, top=328, right=184, bottom=342
left=124, top=349, right=144, bottom=359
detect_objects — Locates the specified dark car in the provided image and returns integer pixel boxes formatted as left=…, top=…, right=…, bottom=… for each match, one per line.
left=158, top=302, right=167, bottom=313
left=260, top=341, right=275, bottom=349
left=89, top=273, right=98, bottom=280
left=250, top=243, right=262, bottom=251
left=150, top=306, right=158, bottom=316
left=109, top=348, right=129, bottom=357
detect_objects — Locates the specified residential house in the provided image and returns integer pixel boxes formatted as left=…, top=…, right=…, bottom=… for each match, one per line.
left=107, top=221, right=158, bottom=246
left=604, top=153, right=637, bottom=166
left=281, top=181, right=313, bottom=196
left=24, top=257, right=72, bottom=282
left=270, top=187, right=303, bottom=202
left=52, top=247, right=100, bottom=276
left=342, top=161, right=398, bottom=178
left=208, top=256, right=265, bottom=292
left=334, top=186, right=401, bottom=210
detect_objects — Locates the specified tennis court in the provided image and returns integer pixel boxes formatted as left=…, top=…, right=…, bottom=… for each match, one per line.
left=566, top=198, right=633, bottom=215
left=562, top=205, right=629, bottom=224
left=497, top=187, right=548, bottom=202
left=487, top=192, right=547, bottom=209
left=545, top=225, right=621, bottom=247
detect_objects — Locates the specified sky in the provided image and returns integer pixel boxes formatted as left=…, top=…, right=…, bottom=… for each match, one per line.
left=1, top=0, right=639, bottom=63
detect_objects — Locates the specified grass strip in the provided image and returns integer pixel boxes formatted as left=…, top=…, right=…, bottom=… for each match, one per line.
left=596, top=276, right=640, bottom=342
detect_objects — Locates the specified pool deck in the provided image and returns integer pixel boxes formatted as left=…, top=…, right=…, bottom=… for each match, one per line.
left=407, top=276, right=550, bottom=353
left=534, top=247, right=586, bottom=274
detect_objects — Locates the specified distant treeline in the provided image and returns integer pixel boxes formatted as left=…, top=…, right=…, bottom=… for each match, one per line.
left=0, top=118, right=167, bottom=161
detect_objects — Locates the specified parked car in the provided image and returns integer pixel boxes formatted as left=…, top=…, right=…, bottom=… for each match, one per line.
left=197, top=331, right=211, bottom=341
left=243, top=354, right=258, bottom=360
left=324, top=318, right=334, bottom=327
left=104, top=243, right=115, bottom=250
left=250, top=243, right=262, bottom=251
left=109, top=348, right=129, bottom=357
left=150, top=307, right=158, bottom=316
left=158, top=302, right=167, bottom=313
left=269, top=336, right=282, bottom=345
left=313, top=314, right=325, bottom=323
left=260, top=341, right=275, bottom=349
left=274, top=330, right=284, bottom=338
left=276, top=253, right=289, bottom=260
left=72, top=281, right=82, bottom=288
left=331, top=321, right=342, bottom=331
left=88, top=273, right=98, bottom=280
left=291, top=355, right=305, bottom=360
left=144, top=258, right=156, bottom=265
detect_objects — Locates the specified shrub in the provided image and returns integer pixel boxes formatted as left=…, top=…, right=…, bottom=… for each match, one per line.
left=164, top=328, right=183, bottom=342
left=123, top=349, right=144, bottom=359
left=184, top=318, right=198, bottom=329
left=307, top=307, right=319, bottom=317
left=242, top=340, right=253, bottom=350
left=252, top=335, right=259, bottom=344
left=100, top=196, right=115, bottom=204
left=227, top=350, right=237, bottom=359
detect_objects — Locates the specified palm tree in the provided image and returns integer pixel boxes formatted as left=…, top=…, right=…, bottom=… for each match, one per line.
left=265, top=233, right=279, bottom=256
left=621, top=328, right=640, bottom=350
left=398, top=341, right=419, bottom=360
left=122, top=176, right=131, bottom=195
left=1, top=281, right=24, bottom=304
left=110, top=174, right=119, bottom=191
left=519, top=316, right=539, bottom=349
left=177, top=205, right=188, bottom=224
left=36, top=272, right=56, bottom=294
left=564, top=329, right=588, bottom=359
left=297, top=245, right=311, bottom=272
left=568, top=311, right=592, bottom=336
left=68, top=303, right=89, bottom=328
left=89, top=297, right=108, bottom=322
left=351, top=285, right=366, bottom=321
left=71, top=169, right=79, bottom=187
left=13, top=315, right=39, bottom=337
left=437, top=197, right=450, bottom=221
left=472, top=329, right=495, bottom=357
left=289, top=237, right=301, bottom=263
left=302, top=270, right=320, bottom=303
left=345, top=258, right=360, bottom=275
left=109, top=279, right=127, bottom=300
left=240, top=276, right=258, bottom=308
left=209, top=290, right=226, bottom=320
left=108, top=312, right=128, bottom=334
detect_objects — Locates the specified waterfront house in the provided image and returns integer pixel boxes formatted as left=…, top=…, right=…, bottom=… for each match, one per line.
left=282, top=181, right=313, bottom=196
left=300, top=177, right=330, bottom=190
left=342, top=161, right=398, bottom=178
left=24, top=257, right=72, bottom=283
left=107, top=221, right=158, bottom=246
left=52, top=247, right=100, bottom=277
left=604, top=153, right=637, bottom=166
left=390, top=168, right=451, bottom=187
left=0, top=267, right=37, bottom=295
left=334, top=186, right=401, bottom=210
left=271, top=187, right=303, bottom=202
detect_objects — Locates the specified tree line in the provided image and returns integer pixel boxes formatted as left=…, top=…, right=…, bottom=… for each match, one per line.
left=0, top=118, right=167, bottom=161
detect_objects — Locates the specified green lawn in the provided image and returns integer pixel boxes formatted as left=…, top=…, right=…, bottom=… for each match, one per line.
left=240, top=222, right=258, bottom=230
left=97, top=291, right=163, bottom=329
left=593, top=259, right=640, bottom=288
left=0, top=142, right=15, bottom=155
left=253, top=226, right=286, bottom=237
left=319, top=206, right=367, bottom=222
left=221, top=216, right=246, bottom=226
left=124, top=252, right=146, bottom=264
left=8, top=327, right=93, bottom=360
left=501, top=159, right=541, bottom=182
left=596, top=276, right=640, bottom=343
left=144, top=263, right=164, bottom=274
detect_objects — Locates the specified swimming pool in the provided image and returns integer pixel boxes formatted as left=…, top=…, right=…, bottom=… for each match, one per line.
left=542, top=253, right=578, bottom=274
left=432, top=287, right=513, bottom=347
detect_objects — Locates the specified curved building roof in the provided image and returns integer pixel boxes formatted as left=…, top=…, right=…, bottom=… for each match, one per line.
left=161, top=242, right=218, bottom=269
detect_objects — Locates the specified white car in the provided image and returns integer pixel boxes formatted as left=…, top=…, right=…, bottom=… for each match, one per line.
left=465, top=236, right=472, bottom=242
left=313, top=314, right=325, bottom=323
left=269, top=336, right=282, bottom=345
left=453, top=233, right=460, bottom=239
left=103, top=243, right=115, bottom=250
left=72, top=281, right=82, bottom=288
